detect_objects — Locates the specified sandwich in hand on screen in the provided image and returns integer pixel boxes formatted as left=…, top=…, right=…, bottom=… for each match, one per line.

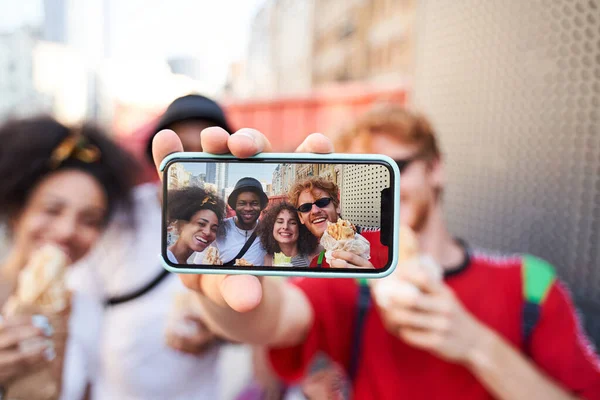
left=203, top=247, right=223, bottom=265
left=320, top=218, right=371, bottom=265
left=234, top=258, right=254, bottom=267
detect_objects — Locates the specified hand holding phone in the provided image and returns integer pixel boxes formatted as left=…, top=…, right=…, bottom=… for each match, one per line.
left=151, top=128, right=334, bottom=313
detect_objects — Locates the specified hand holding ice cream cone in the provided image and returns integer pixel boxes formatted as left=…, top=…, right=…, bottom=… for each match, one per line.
left=320, top=219, right=371, bottom=267
left=1, top=244, right=72, bottom=400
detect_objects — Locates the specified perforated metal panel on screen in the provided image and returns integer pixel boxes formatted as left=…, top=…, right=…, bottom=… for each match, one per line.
left=413, top=0, right=600, bottom=346
left=340, top=164, right=390, bottom=228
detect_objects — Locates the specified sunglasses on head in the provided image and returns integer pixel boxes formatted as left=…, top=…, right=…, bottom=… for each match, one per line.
left=297, top=197, right=333, bottom=213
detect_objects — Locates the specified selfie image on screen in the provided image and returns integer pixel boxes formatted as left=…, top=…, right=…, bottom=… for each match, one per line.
left=163, top=160, right=393, bottom=271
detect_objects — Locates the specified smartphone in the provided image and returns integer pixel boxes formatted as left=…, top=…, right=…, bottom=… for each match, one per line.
left=159, top=152, right=400, bottom=279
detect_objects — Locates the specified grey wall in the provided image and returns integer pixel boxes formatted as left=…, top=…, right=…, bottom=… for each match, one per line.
left=413, top=0, right=600, bottom=346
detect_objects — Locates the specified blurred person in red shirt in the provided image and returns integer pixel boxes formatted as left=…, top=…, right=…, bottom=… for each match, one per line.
left=150, top=104, right=600, bottom=400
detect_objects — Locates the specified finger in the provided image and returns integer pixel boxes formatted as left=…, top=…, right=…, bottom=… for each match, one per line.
left=165, top=334, right=185, bottom=352
left=0, top=315, right=38, bottom=331
left=331, top=251, right=374, bottom=269
left=227, top=129, right=273, bottom=158
left=219, top=275, right=263, bottom=313
left=329, top=258, right=350, bottom=269
left=396, top=266, right=440, bottom=294
left=399, top=327, right=442, bottom=351
left=295, top=133, right=334, bottom=154
left=388, top=309, right=450, bottom=333
left=0, top=347, right=48, bottom=374
left=395, top=293, right=453, bottom=316
left=183, top=314, right=208, bottom=330
left=22, top=348, right=50, bottom=366
left=152, top=129, right=184, bottom=179
left=167, top=333, right=211, bottom=354
left=201, top=126, right=231, bottom=154
left=0, top=326, right=45, bottom=350
left=179, top=274, right=204, bottom=293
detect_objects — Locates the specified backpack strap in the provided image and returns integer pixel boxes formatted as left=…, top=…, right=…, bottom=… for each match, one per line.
left=522, top=254, right=556, bottom=348
left=105, top=268, right=171, bottom=307
left=348, top=279, right=371, bottom=381
left=222, top=229, right=258, bottom=266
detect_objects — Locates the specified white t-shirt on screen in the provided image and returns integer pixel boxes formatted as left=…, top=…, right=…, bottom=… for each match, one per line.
left=193, top=218, right=266, bottom=266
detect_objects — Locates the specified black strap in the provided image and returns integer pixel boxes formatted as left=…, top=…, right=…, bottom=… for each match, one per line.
left=348, top=283, right=371, bottom=381
left=223, top=229, right=258, bottom=266
left=522, top=301, right=541, bottom=352
left=105, top=268, right=171, bottom=307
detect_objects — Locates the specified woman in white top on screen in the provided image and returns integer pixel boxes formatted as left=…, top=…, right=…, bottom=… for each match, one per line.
left=166, top=187, right=226, bottom=265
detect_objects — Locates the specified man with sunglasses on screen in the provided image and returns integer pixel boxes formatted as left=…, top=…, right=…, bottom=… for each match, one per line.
left=151, top=104, right=600, bottom=400
left=288, top=176, right=388, bottom=270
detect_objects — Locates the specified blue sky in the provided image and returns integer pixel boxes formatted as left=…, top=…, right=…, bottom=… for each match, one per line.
left=0, top=0, right=266, bottom=91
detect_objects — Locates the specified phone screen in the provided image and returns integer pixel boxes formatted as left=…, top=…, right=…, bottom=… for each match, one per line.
left=162, top=157, right=396, bottom=274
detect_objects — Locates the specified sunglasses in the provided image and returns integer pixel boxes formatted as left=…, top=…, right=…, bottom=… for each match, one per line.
left=394, top=154, right=426, bottom=173
left=297, top=197, right=333, bottom=213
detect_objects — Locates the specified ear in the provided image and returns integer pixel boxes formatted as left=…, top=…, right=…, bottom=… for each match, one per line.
left=428, top=156, right=445, bottom=190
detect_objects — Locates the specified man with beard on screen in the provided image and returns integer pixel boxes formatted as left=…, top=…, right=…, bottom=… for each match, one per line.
left=194, top=177, right=268, bottom=266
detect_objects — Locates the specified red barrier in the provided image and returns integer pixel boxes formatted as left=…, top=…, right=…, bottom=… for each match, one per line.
left=223, top=84, right=407, bottom=151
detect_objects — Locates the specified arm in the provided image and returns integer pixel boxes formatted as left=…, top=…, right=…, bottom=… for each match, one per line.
left=151, top=128, right=332, bottom=348
left=373, top=265, right=592, bottom=400
left=466, top=326, right=580, bottom=400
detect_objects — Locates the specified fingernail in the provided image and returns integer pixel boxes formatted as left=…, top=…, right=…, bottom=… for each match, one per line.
left=236, top=131, right=256, bottom=145
left=44, top=344, right=56, bottom=361
left=32, top=315, right=53, bottom=337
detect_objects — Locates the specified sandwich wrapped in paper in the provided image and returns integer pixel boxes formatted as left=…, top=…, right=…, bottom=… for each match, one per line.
left=273, top=252, right=293, bottom=267
left=234, top=258, right=254, bottom=267
left=202, top=247, right=223, bottom=265
left=320, top=219, right=370, bottom=265
left=2, top=244, right=71, bottom=400
left=371, top=226, right=443, bottom=308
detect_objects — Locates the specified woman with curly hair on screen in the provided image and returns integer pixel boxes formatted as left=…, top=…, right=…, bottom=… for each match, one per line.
left=166, top=186, right=226, bottom=264
left=258, top=202, right=320, bottom=268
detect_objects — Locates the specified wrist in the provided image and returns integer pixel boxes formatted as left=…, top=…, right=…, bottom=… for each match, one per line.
left=465, top=321, right=499, bottom=372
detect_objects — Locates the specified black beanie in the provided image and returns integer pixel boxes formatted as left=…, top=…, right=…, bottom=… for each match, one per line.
left=146, top=94, right=233, bottom=163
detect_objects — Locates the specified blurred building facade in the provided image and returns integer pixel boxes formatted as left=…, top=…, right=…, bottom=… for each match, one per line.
left=367, top=0, right=415, bottom=85
left=226, top=0, right=315, bottom=99
left=312, top=0, right=370, bottom=85
left=227, top=0, right=416, bottom=98
left=0, top=26, right=49, bottom=120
